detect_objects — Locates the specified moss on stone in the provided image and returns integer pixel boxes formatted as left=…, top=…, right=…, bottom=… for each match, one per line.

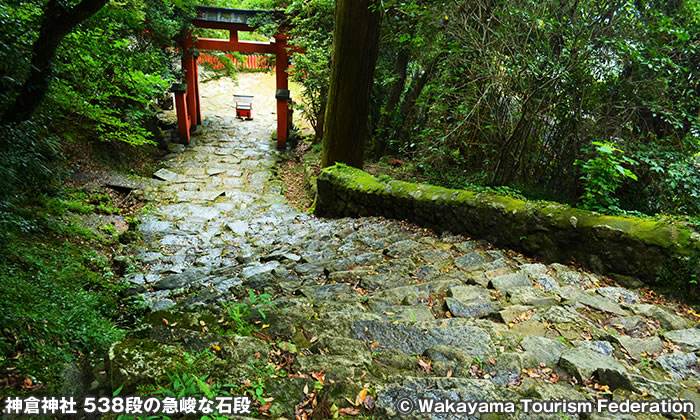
left=316, top=165, right=700, bottom=289
left=108, top=338, right=186, bottom=393
left=145, top=309, right=219, bottom=331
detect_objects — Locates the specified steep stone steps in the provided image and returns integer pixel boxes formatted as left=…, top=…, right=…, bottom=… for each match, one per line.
left=105, top=75, right=700, bottom=419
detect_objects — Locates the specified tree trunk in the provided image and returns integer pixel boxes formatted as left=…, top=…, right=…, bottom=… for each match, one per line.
left=397, top=52, right=443, bottom=142
left=1, top=0, right=108, bottom=124
left=489, top=115, right=532, bottom=185
left=313, top=90, right=327, bottom=144
left=321, top=0, right=381, bottom=168
left=374, top=48, right=410, bottom=158
left=313, top=103, right=325, bottom=144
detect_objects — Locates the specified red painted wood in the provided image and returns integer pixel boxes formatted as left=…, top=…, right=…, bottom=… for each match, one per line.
left=194, top=55, right=202, bottom=124
left=236, top=108, right=252, bottom=119
left=183, top=54, right=197, bottom=133
left=174, top=91, right=190, bottom=143
left=196, top=38, right=277, bottom=54
left=275, top=35, right=289, bottom=149
left=175, top=21, right=298, bottom=149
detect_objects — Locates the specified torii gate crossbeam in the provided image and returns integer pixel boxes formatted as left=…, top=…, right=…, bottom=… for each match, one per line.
left=174, top=6, right=292, bottom=149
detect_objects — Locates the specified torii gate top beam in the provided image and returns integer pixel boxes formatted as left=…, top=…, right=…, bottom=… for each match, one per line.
left=192, top=6, right=290, bottom=54
left=194, top=6, right=289, bottom=27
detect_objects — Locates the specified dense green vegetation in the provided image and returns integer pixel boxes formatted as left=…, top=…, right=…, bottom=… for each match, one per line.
left=0, top=0, right=697, bottom=396
left=0, top=189, right=141, bottom=392
left=0, top=0, right=194, bottom=393
left=231, top=0, right=699, bottom=218
left=8, top=0, right=692, bottom=217
left=0, top=0, right=196, bottom=203
left=396, top=0, right=699, bottom=217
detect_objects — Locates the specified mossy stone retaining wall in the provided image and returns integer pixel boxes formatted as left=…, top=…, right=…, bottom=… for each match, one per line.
left=315, top=164, right=700, bottom=287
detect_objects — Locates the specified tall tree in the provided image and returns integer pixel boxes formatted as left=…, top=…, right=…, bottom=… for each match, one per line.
left=1, top=0, right=109, bottom=124
left=287, top=0, right=334, bottom=144
left=321, top=0, right=381, bottom=168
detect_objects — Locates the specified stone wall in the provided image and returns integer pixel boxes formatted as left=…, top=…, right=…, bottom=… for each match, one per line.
left=315, top=164, right=700, bottom=287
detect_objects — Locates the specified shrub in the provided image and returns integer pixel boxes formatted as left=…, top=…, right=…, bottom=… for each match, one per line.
left=575, top=142, right=638, bottom=213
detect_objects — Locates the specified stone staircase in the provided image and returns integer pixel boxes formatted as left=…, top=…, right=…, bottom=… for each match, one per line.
left=107, top=75, right=700, bottom=420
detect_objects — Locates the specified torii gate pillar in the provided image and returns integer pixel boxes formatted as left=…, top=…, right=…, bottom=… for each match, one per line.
left=173, top=36, right=201, bottom=144
left=274, top=34, right=289, bottom=149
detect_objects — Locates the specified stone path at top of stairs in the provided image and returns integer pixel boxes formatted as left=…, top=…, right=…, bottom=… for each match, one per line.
left=114, top=75, right=700, bottom=420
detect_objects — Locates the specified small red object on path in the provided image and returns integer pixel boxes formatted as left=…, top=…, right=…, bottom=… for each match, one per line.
left=234, top=95, right=254, bottom=120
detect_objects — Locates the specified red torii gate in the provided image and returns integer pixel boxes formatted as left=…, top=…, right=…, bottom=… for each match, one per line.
left=174, top=6, right=292, bottom=149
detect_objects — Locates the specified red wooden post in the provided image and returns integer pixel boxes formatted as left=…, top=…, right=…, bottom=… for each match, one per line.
left=275, top=34, right=289, bottom=149
left=193, top=52, right=202, bottom=124
left=172, top=83, right=190, bottom=143
left=229, top=26, right=238, bottom=44
left=183, top=53, right=198, bottom=132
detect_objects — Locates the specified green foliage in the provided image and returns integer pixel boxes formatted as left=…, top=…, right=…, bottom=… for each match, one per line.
left=575, top=142, right=639, bottom=213
left=222, top=301, right=255, bottom=336
left=0, top=188, right=136, bottom=391
left=25, top=188, right=126, bottom=242
left=155, top=371, right=220, bottom=399
left=0, top=226, right=124, bottom=391
left=464, top=183, right=528, bottom=201
left=143, top=350, right=234, bottom=420
left=368, top=0, right=699, bottom=218
left=154, top=350, right=222, bottom=398
left=46, top=1, right=190, bottom=146
left=661, top=251, right=700, bottom=289
left=65, top=199, right=96, bottom=214
left=629, top=143, right=700, bottom=215
left=370, top=0, right=447, bottom=150
left=222, top=290, right=275, bottom=336
left=209, top=0, right=290, bottom=8
left=142, top=347, right=282, bottom=415
left=0, top=3, right=43, bottom=105
left=2, top=0, right=195, bottom=140
left=0, top=0, right=196, bottom=206
left=44, top=190, right=122, bottom=216
left=0, top=121, right=61, bottom=205
left=246, top=361, right=283, bottom=405
left=101, top=223, right=117, bottom=235
left=285, top=0, right=335, bottom=139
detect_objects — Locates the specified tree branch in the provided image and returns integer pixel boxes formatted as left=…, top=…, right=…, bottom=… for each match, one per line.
left=2, top=0, right=109, bottom=124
